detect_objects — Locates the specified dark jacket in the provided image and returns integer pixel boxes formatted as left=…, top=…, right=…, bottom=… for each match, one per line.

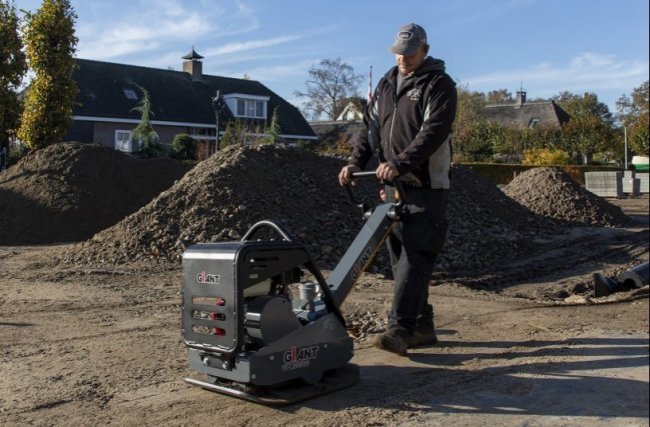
left=349, top=57, right=457, bottom=189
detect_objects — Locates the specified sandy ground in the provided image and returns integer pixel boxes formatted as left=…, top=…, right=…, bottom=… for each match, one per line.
left=1, top=196, right=648, bottom=426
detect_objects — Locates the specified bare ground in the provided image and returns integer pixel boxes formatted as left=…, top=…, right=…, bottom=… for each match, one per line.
left=1, top=196, right=648, bottom=427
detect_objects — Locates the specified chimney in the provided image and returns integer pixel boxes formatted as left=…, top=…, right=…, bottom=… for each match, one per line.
left=182, top=48, right=204, bottom=82
left=516, top=90, right=527, bottom=106
left=516, top=82, right=526, bottom=106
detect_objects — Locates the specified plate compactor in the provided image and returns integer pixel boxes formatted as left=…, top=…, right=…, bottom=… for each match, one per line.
left=181, top=172, right=407, bottom=404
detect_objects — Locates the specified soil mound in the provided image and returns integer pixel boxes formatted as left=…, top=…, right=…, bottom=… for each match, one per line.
left=58, top=144, right=560, bottom=272
left=503, top=167, right=630, bottom=227
left=0, top=142, right=192, bottom=244
left=440, top=166, right=560, bottom=271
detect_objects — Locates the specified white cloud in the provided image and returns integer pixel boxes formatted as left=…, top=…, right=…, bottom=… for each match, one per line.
left=458, top=51, right=649, bottom=111
left=75, top=0, right=259, bottom=60
left=241, top=59, right=315, bottom=82
left=203, top=36, right=300, bottom=57
left=462, top=52, right=648, bottom=94
left=142, top=0, right=186, bottom=17
left=207, top=50, right=315, bottom=65
left=78, top=18, right=210, bottom=59
left=206, top=59, right=314, bottom=84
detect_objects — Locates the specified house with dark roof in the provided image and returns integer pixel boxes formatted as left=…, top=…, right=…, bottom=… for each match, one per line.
left=309, top=97, right=366, bottom=147
left=309, top=120, right=364, bottom=149
left=482, top=90, right=571, bottom=129
left=335, top=97, right=367, bottom=121
left=66, top=50, right=316, bottom=157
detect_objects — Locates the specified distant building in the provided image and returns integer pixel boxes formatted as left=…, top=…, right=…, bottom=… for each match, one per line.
left=310, top=97, right=367, bottom=147
left=65, top=49, right=316, bottom=158
left=311, top=90, right=572, bottom=149
left=482, top=90, right=571, bottom=129
left=309, top=120, right=364, bottom=149
left=335, top=97, right=367, bottom=121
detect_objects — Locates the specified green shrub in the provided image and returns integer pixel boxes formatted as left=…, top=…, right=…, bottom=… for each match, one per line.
left=171, top=133, right=196, bottom=160
left=7, top=144, right=28, bottom=166
left=523, top=148, right=570, bottom=165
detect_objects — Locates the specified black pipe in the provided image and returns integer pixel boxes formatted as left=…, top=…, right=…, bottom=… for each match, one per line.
left=593, top=261, right=649, bottom=297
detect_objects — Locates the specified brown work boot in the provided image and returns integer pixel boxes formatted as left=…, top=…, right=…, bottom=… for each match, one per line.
left=407, top=322, right=438, bottom=348
left=373, top=330, right=408, bottom=356
left=407, top=328, right=438, bottom=348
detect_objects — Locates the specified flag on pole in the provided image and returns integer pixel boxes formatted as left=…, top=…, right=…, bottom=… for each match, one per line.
left=367, top=65, right=373, bottom=104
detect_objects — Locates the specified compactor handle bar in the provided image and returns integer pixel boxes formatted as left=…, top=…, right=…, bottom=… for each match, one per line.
left=241, top=220, right=294, bottom=242
left=330, top=171, right=408, bottom=307
left=343, top=171, right=407, bottom=209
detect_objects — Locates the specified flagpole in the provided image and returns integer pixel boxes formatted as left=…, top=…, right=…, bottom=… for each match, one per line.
left=367, top=65, right=373, bottom=103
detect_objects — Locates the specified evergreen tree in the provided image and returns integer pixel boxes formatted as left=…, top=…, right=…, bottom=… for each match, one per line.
left=264, top=107, right=281, bottom=144
left=17, top=0, right=78, bottom=149
left=0, top=0, right=27, bottom=156
left=131, top=86, right=161, bottom=158
left=220, top=120, right=247, bottom=148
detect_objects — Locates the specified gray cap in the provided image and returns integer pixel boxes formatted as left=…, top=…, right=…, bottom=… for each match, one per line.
left=389, top=23, right=428, bottom=55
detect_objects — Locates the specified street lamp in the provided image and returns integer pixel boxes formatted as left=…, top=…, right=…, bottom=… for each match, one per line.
left=212, top=90, right=223, bottom=154
left=623, top=123, right=627, bottom=170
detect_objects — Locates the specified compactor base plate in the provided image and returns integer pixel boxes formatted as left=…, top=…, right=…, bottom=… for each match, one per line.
left=184, top=363, right=359, bottom=405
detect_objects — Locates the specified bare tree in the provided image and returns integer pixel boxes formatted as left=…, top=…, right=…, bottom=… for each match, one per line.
left=294, top=58, right=362, bottom=121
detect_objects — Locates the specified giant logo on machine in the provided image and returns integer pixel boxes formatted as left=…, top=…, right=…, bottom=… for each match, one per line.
left=351, top=246, right=373, bottom=281
left=282, top=345, right=320, bottom=371
left=197, top=271, right=220, bottom=285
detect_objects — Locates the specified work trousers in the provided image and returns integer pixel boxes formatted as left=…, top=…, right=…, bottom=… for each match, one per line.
left=385, top=186, right=449, bottom=332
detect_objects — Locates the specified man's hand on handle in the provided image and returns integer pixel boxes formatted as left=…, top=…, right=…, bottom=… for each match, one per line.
left=376, top=162, right=399, bottom=181
left=339, top=163, right=400, bottom=186
left=340, top=163, right=400, bottom=202
left=338, top=165, right=362, bottom=186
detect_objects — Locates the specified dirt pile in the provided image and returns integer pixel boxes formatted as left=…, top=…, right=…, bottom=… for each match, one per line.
left=58, top=145, right=376, bottom=268
left=503, top=167, right=631, bottom=227
left=57, top=144, right=560, bottom=272
left=438, top=165, right=560, bottom=272
left=0, top=143, right=191, bottom=244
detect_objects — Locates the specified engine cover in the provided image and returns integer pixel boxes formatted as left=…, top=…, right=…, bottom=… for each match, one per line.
left=245, top=296, right=301, bottom=345
left=181, top=240, right=315, bottom=355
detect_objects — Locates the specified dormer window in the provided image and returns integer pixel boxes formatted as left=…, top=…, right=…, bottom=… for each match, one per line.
left=237, top=99, right=264, bottom=118
left=222, top=93, right=269, bottom=119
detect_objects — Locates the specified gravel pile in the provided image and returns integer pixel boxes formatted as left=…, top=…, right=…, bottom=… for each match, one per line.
left=0, top=143, right=192, bottom=244
left=58, top=145, right=377, bottom=267
left=439, top=165, right=560, bottom=272
left=56, top=144, right=560, bottom=272
left=503, top=167, right=631, bottom=228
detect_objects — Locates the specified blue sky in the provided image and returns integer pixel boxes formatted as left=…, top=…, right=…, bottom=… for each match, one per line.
left=16, top=0, right=650, bottom=116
